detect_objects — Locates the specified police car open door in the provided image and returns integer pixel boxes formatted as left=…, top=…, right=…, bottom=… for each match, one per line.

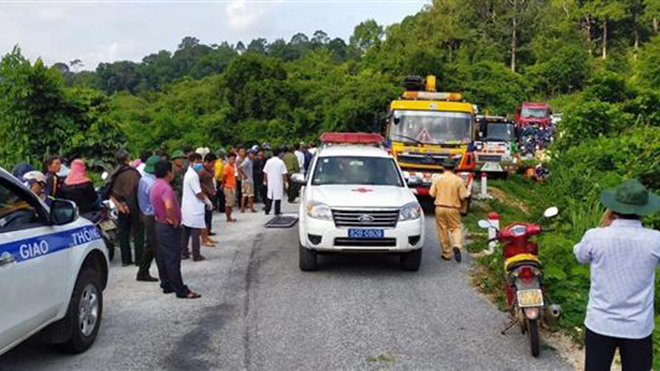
left=0, top=179, right=70, bottom=352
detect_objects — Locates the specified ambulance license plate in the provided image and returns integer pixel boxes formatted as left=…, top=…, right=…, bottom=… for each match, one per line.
left=348, top=229, right=384, bottom=239
left=517, top=289, right=544, bottom=308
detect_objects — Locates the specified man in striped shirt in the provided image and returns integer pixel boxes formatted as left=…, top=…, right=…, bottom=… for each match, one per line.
left=574, top=179, right=660, bottom=371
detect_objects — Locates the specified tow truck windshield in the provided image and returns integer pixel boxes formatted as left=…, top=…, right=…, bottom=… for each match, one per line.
left=486, top=123, right=515, bottom=141
left=390, top=110, right=472, bottom=144
left=312, top=156, right=404, bottom=187
left=521, top=107, right=548, bottom=118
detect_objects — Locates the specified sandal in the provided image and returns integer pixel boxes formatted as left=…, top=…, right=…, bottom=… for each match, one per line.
left=177, top=291, right=201, bottom=299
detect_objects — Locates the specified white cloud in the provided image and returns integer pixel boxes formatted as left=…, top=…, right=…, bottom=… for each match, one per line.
left=225, top=0, right=262, bottom=32
left=225, top=0, right=281, bottom=33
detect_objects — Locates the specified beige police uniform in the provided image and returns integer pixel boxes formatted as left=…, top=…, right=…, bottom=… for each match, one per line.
left=429, top=171, right=468, bottom=259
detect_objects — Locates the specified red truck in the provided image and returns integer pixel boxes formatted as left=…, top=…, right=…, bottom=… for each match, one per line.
left=514, top=103, right=552, bottom=127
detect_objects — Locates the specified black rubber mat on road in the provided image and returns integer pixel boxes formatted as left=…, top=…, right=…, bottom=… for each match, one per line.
left=265, top=216, right=299, bottom=229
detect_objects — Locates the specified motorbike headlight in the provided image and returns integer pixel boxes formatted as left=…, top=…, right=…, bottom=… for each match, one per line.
left=400, top=202, right=422, bottom=221
left=307, top=202, right=333, bottom=221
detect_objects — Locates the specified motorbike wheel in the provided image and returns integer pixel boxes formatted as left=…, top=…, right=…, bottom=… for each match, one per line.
left=526, top=318, right=540, bottom=358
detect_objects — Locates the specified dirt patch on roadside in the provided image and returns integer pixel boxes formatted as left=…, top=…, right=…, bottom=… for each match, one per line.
left=544, top=331, right=584, bottom=371
left=489, top=187, right=530, bottom=215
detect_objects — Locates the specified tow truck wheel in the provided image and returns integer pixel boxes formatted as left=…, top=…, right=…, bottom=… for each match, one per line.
left=299, top=242, right=318, bottom=271
left=400, top=249, right=422, bottom=271
left=56, top=268, right=103, bottom=354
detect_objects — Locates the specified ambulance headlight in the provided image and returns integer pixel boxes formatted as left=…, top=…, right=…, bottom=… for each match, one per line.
left=307, top=202, right=333, bottom=221
left=400, top=202, right=422, bottom=221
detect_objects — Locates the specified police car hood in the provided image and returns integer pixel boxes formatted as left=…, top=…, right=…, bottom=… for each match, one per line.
left=310, top=185, right=416, bottom=209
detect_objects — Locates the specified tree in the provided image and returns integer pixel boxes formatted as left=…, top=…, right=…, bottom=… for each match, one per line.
left=0, top=47, right=122, bottom=166
left=190, top=44, right=237, bottom=79
left=526, top=44, right=591, bottom=95
left=53, top=62, right=70, bottom=75
left=311, top=30, right=330, bottom=46
left=236, top=41, right=246, bottom=54
left=327, top=38, right=348, bottom=61
left=139, top=50, right=173, bottom=90
left=223, top=54, right=288, bottom=121
left=178, top=36, right=200, bottom=50
left=247, top=38, right=268, bottom=54
left=580, top=0, right=627, bottom=59
left=504, top=0, right=544, bottom=72
left=96, top=61, right=141, bottom=94
left=646, top=0, right=660, bottom=33
left=69, top=59, right=83, bottom=72
left=349, top=20, right=384, bottom=56
left=290, top=32, right=310, bottom=45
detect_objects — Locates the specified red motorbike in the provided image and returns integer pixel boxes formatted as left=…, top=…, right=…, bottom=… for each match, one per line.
left=478, top=207, right=562, bottom=358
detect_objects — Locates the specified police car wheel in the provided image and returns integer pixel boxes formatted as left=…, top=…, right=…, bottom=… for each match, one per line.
left=299, top=242, right=318, bottom=271
left=57, top=268, right=103, bottom=354
left=400, top=249, right=422, bottom=271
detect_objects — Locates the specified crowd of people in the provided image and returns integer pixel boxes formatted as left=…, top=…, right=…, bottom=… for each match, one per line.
left=10, top=142, right=318, bottom=300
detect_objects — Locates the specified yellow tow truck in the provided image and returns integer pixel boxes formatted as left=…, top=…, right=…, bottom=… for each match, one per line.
left=385, top=75, right=478, bottom=212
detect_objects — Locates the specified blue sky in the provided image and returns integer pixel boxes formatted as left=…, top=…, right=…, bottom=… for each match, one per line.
left=0, top=0, right=428, bottom=70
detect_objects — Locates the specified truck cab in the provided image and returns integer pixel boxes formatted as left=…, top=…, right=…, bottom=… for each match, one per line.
left=0, top=167, right=109, bottom=356
left=515, top=103, right=552, bottom=127
left=476, top=116, right=516, bottom=173
left=386, top=75, right=477, bottom=213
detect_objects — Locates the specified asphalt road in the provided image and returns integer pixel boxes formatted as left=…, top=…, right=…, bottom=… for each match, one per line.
left=0, top=202, right=572, bottom=371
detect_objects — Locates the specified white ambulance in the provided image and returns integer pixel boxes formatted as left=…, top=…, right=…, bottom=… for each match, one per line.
left=293, top=133, right=425, bottom=272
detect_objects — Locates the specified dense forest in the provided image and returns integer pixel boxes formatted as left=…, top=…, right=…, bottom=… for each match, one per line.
left=4, top=0, right=660, bottom=164
left=2, top=0, right=660, bottom=352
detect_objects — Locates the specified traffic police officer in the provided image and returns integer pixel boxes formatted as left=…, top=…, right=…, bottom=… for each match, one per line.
left=429, top=158, right=468, bottom=262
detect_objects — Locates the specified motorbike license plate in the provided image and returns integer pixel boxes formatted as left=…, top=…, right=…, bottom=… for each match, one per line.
left=348, top=229, right=384, bottom=239
left=517, top=289, right=544, bottom=308
left=100, top=220, right=117, bottom=232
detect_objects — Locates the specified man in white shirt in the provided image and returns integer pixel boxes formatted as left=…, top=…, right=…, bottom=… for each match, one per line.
left=263, top=149, right=288, bottom=216
left=294, top=143, right=305, bottom=174
left=181, top=153, right=213, bottom=261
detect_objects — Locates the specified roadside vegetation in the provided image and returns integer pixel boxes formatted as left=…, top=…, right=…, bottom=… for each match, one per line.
left=2, top=0, right=660, bottom=363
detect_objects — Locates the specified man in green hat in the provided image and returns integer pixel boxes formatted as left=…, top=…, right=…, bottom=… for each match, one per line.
left=429, top=158, right=468, bottom=262
left=574, top=179, right=660, bottom=371
left=171, top=150, right=186, bottom=202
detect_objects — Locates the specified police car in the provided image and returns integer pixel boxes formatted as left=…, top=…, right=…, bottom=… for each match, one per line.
left=0, top=167, right=109, bottom=356
left=293, top=133, right=425, bottom=271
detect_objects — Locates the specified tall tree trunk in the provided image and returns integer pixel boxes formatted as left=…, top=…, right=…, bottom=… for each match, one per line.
left=511, top=15, right=517, bottom=73
left=584, top=16, right=592, bottom=55
left=654, top=18, right=659, bottom=33
left=634, top=27, right=639, bottom=59
left=602, top=18, right=607, bottom=60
